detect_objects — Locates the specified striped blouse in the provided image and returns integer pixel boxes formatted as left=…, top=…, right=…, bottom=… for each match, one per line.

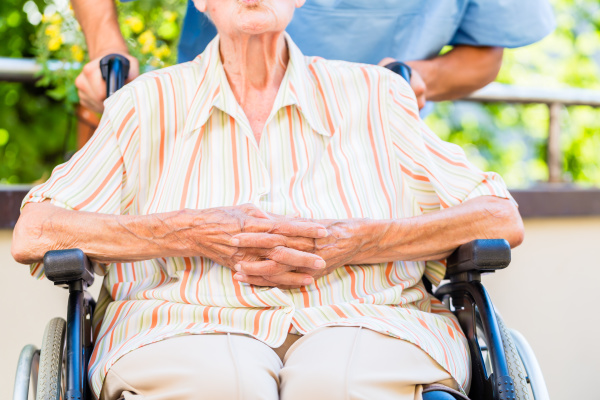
left=24, top=34, right=513, bottom=397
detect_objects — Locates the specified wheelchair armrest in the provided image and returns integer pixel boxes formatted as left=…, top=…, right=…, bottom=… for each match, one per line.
left=445, top=239, right=511, bottom=279
left=44, top=249, right=94, bottom=288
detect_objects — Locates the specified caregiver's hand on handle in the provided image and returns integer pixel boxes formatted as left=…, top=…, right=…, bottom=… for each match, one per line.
left=75, top=51, right=139, bottom=113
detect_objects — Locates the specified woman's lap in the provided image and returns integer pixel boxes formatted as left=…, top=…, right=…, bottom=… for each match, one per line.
left=101, top=333, right=281, bottom=400
left=101, top=327, right=459, bottom=400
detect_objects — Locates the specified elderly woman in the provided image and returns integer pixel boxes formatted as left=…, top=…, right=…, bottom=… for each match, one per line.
left=12, top=0, right=524, bottom=399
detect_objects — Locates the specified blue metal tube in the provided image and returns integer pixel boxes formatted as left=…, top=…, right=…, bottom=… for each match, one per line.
left=66, top=288, right=84, bottom=399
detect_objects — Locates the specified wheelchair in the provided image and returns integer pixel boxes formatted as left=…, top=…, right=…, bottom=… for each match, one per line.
left=12, top=55, right=549, bottom=400
left=12, top=239, right=550, bottom=400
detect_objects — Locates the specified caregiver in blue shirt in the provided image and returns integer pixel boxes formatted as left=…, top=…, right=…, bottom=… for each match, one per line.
left=72, top=0, right=554, bottom=113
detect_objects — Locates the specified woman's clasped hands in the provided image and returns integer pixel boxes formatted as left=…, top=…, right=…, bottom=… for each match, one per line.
left=192, top=204, right=379, bottom=289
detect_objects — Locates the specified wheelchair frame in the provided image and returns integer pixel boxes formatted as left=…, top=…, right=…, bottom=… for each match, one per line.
left=13, top=53, right=544, bottom=400
left=14, top=238, right=546, bottom=400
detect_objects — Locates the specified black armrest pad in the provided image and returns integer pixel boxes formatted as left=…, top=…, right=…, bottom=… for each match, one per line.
left=43, top=249, right=94, bottom=287
left=445, top=239, right=511, bottom=278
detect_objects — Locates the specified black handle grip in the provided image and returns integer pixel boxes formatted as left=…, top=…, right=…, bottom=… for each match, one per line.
left=384, top=61, right=412, bottom=83
left=100, top=54, right=130, bottom=98
left=44, top=248, right=94, bottom=288
left=445, top=239, right=511, bottom=278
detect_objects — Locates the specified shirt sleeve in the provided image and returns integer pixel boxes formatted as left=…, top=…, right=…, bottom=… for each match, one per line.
left=450, top=0, right=556, bottom=48
left=387, top=73, right=515, bottom=284
left=23, top=90, right=139, bottom=278
left=388, top=75, right=514, bottom=212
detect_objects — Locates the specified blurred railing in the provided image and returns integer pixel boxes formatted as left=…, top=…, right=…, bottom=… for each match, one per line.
left=0, top=57, right=79, bottom=82
left=466, top=83, right=600, bottom=183
left=2, top=57, right=600, bottom=184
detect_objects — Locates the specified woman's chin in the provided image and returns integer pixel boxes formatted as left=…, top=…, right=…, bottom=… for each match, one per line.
left=235, top=14, right=277, bottom=35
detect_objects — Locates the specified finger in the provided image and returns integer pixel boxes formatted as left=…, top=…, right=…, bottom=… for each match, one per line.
left=231, top=233, right=315, bottom=253
left=76, top=68, right=105, bottom=113
left=417, top=95, right=426, bottom=110
left=241, top=204, right=271, bottom=219
left=75, top=72, right=94, bottom=102
left=246, top=218, right=328, bottom=238
left=82, top=60, right=107, bottom=103
left=234, top=259, right=294, bottom=276
left=264, top=211, right=286, bottom=221
left=266, top=246, right=326, bottom=269
left=124, top=55, right=140, bottom=82
left=378, top=57, right=396, bottom=67
left=233, top=273, right=278, bottom=287
left=79, top=89, right=104, bottom=114
left=230, top=233, right=286, bottom=248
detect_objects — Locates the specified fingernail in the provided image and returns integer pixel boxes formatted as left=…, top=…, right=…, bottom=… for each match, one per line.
left=314, top=259, right=326, bottom=269
left=317, top=229, right=328, bottom=237
left=303, top=277, right=314, bottom=285
left=234, top=264, right=241, bottom=272
left=230, top=238, right=240, bottom=246
left=234, top=273, right=245, bottom=280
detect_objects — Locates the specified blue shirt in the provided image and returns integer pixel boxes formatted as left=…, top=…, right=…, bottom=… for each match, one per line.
left=178, top=0, right=555, bottom=63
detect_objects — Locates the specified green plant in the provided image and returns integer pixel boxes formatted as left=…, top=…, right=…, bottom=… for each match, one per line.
left=425, top=0, right=600, bottom=187
left=33, top=0, right=186, bottom=108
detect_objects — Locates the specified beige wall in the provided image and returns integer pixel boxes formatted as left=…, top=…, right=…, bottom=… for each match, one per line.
left=2, top=218, right=599, bottom=399
left=483, top=217, right=600, bottom=400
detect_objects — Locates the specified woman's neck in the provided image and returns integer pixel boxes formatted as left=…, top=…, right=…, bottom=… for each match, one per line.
left=219, top=33, right=289, bottom=142
left=220, top=32, right=288, bottom=96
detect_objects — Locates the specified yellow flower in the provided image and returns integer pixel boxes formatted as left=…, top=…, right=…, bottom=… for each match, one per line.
left=138, top=30, right=156, bottom=46
left=142, top=41, right=157, bottom=54
left=70, top=45, right=85, bottom=62
left=44, top=24, right=60, bottom=38
left=48, top=36, right=63, bottom=51
left=138, top=30, right=157, bottom=54
left=152, top=44, right=171, bottom=60
left=163, top=11, right=177, bottom=22
left=125, top=16, right=144, bottom=34
left=49, top=13, right=62, bottom=24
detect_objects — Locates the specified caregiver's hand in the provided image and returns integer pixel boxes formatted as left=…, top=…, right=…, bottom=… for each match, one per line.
left=230, top=218, right=380, bottom=288
left=187, top=204, right=328, bottom=287
left=75, top=51, right=139, bottom=113
left=379, top=57, right=426, bottom=110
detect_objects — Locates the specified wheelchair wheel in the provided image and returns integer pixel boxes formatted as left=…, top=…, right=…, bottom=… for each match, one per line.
left=36, top=318, right=66, bottom=400
left=476, top=311, right=531, bottom=400
left=13, top=345, right=40, bottom=400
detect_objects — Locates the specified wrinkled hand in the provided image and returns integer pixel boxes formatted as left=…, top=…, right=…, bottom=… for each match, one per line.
left=379, top=57, right=427, bottom=110
left=75, top=51, right=139, bottom=113
left=174, top=204, right=328, bottom=288
left=231, top=217, right=381, bottom=288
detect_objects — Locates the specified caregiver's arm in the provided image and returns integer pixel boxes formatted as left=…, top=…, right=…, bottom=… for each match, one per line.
left=71, top=0, right=139, bottom=113
left=380, top=45, right=503, bottom=109
left=230, top=196, right=523, bottom=284
left=409, top=46, right=504, bottom=102
left=11, top=202, right=327, bottom=273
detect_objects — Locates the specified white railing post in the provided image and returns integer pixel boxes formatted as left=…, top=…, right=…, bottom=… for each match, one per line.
left=547, top=102, right=563, bottom=183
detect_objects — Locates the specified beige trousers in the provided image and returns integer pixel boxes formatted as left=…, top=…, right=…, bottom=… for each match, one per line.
left=100, top=327, right=460, bottom=400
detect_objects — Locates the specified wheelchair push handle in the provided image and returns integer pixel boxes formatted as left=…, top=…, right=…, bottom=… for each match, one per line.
left=100, top=54, right=130, bottom=98
left=383, top=61, right=412, bottom=83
